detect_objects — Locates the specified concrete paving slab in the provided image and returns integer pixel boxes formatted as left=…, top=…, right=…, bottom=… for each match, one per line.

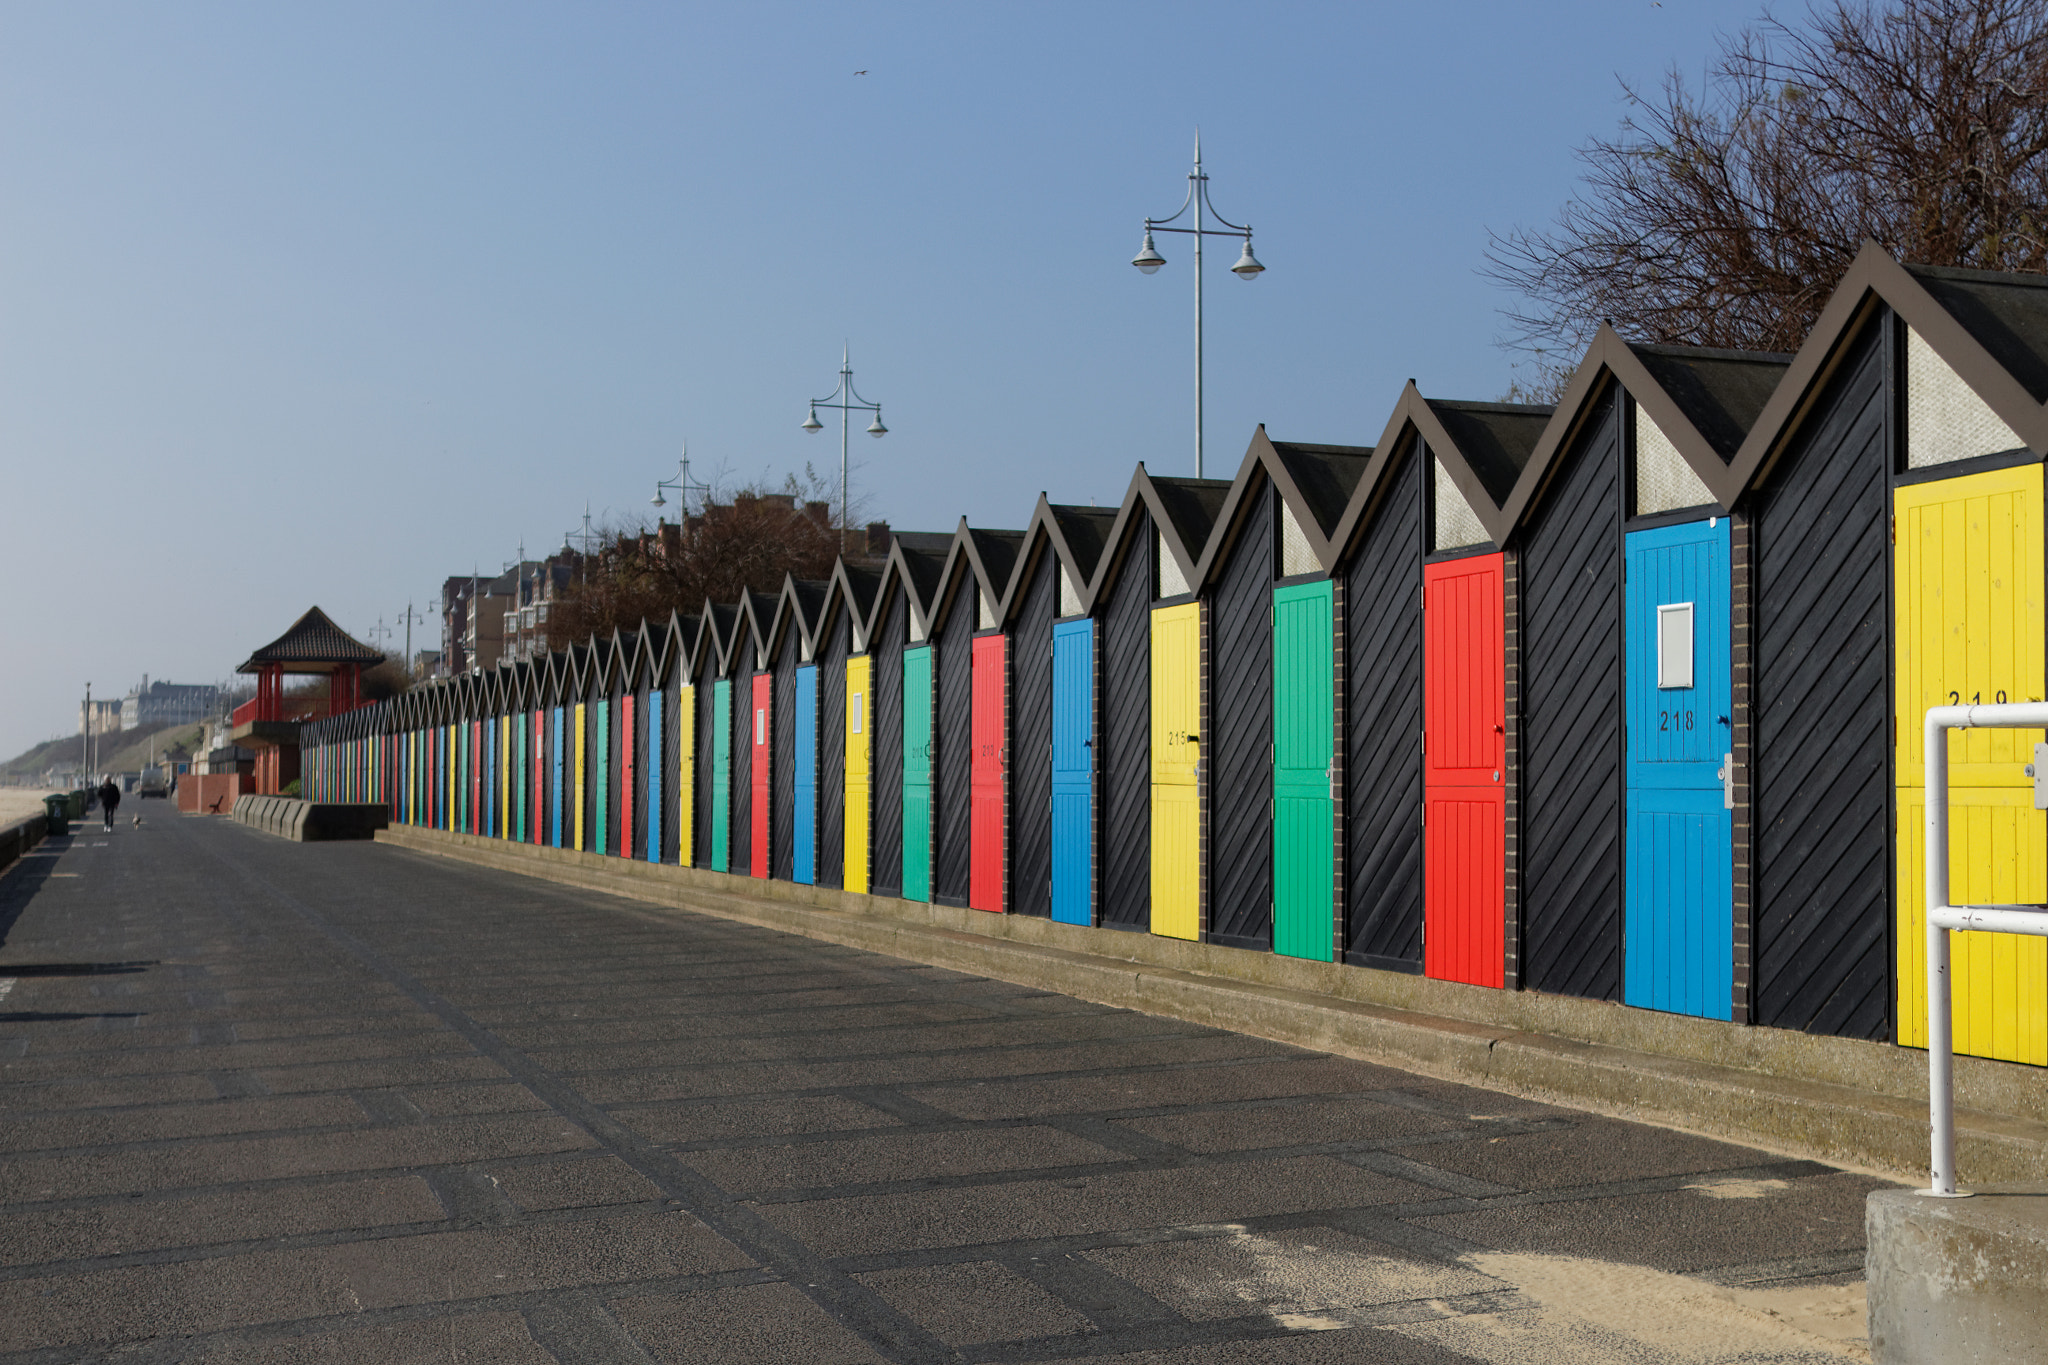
left=0, top=815, right=1893, bottom=1361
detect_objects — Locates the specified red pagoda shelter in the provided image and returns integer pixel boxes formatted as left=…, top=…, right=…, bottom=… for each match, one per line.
left=232, top=607, right=384, bottom=795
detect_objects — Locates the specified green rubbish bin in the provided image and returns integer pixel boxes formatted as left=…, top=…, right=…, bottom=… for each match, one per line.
left=43, top=794, right=68, bottom=836
left=66, top=790, right=85, bottom=820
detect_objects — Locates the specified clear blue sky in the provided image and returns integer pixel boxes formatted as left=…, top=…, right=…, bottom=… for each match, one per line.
left=0, top=0, right=1765, bottom=761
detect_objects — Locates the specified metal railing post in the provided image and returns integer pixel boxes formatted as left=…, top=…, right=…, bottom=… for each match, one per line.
left=1924, top=706, right=1957, bottom=1196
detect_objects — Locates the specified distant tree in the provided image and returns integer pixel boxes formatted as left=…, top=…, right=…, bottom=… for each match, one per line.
left=548, top=467, right=873, bottom=647
left=360, top=659, right=414, bottom=701
left=1487, top=0, right=2048, bottom=376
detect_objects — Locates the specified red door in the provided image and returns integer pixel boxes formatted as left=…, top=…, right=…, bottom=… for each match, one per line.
left=970, top=633, right=1006, bottom=912
left=1423, top=554, right=1505, bottom=987
left=620, top=695, right=635, bottom=858
left=750, top=673, right=771, bottom=878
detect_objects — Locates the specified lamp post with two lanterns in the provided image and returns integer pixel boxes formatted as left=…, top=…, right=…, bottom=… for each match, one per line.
left=650, top=443, right=711, bottom=515
left=801, top=346, right=887, bottom=549
left=1130, top=133, right=1265, bottom=479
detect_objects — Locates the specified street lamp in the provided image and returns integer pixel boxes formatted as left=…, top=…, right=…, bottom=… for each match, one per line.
left=802, top=346, right=887, bottom=547
left=1130, top=132, right=1267, bottom=478
left=651, top=442, right=712, bottom=513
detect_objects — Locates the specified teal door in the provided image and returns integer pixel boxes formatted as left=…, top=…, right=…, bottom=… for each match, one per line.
left=1273, top=581, right=1335, bottom=962
left=794, top=665, right=817, bottom=884
left=711, top=680, right=732, bottom=873
left=902, top=645, right=933, bottom=901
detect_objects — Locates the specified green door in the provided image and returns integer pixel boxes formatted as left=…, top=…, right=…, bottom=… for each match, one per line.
left=711, top=680, right=732, bottom=873
left=1273, top=581, right=1335, bottom=961
left=902, top=645, right=933, bottom=902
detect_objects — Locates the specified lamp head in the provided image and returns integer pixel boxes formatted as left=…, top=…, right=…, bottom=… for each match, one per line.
left=1132, top=229, right=1165, bottom=274
left=1231, top=237, right=1264, bottom=279
left=650, top=489, right=666, bottom=508
left=866, top=413, right=887, bottom=437
left=801, top=408, right=824, bottom=432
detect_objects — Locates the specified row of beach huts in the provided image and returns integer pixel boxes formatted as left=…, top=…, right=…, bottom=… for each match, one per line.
left=303, top=245, right=2048, bottom=1067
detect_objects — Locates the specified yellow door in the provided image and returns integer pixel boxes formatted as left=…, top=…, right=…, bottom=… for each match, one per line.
left=677, top=685, right=696, bottom=866
left=574, top=703, right=588, bottom=851
left=845, top=656, right=872, bottom=893
left=1151, top=603, right=1201, bottom=939
left=1895, top=464, right=2046, bottom=1061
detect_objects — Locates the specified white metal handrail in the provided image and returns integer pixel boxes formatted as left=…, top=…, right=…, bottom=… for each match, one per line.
left=1922, top=701, right=2048, bottom=1197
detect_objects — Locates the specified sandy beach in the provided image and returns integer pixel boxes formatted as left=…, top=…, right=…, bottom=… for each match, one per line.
left=0, top=787, right=65, bottom=828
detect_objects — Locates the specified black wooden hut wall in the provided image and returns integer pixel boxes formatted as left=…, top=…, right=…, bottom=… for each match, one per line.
left=729, top=626, right=756, bottom=875
left=1517, top=389, right=1625, bottom=1000
left=815, top=594, right=851, bottom=889
left=1748, top=311, right=1893, bottom=1040
left=632, top=640, right=651, bottom=858
left=771, top=610, right=800, bottom=883
left=1008, top=542, right=1057, bottom=918
left=870, top=586, right=907, bottom=898
left=609, top=650, right=626, bottom=852
left=583, top=653, right=603, bottom=847
left=1342, top=439, right=1425, bottom=970
left=1208, top=476, right=1275, bottom=950
left=1099, top=507, right=1153, bottom=931
left=932, top=566, right=975, bottom=907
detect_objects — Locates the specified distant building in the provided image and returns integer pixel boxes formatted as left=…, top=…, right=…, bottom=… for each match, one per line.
left=79, top=698, right=123, bottom=736
left=502, top=557, right=578, bottom=664
left=119, top=677, right=221, bottom=731
left=433, top=548, right=586, bottom=675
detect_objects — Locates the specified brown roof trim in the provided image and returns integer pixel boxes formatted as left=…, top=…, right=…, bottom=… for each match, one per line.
left=1502, top=326, right=1791, bottom=530
left=1013, top=496, right=1120, bottom=618
left=1724, top=241, right=2048, bottom=502
left=1332, top=383, right=1550, bottom=550
left=1193, top=426, right=1374, bottom=582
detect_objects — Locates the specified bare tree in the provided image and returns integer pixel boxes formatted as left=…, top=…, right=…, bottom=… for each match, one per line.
left=1487, top=0, right=2048, bottom=374
left=548, top=467, right=871, bottom=647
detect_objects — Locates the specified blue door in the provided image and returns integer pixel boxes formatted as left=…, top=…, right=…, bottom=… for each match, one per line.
left=551, top=707, right=565, bottom=848
left=794, top=665, right=817, bottom=884
left=1625, top=518, right=1733, bottom=1019
left=647, top=690, right=664, bottom=863
left=1051, top=619, right=1094, bottom=925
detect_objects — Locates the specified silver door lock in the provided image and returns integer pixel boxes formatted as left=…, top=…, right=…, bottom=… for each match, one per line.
left=2035, top=743, right=2048, bottom=810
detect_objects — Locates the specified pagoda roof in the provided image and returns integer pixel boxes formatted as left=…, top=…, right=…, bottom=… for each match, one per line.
left=236, top=606, right=385, bottom=674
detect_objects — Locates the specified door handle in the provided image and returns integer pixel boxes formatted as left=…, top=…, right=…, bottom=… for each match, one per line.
left=1719, top=753, right=1735, bottom=810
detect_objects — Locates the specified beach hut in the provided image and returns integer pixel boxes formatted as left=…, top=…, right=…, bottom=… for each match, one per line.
left=1498, top=328, right=1788, bottom=1019
left=736, top=589, right=776, bottom=879
left=768, top=578, right=826, bottom=883
left=1339, top=386, right=1548, bottom=989
left=1206, top=430, right=1373, bottom=961
left=1013, top=498, right=1118, bottom=924
left=1088, top=487, right=1156, bottom=933
left=696, top=601, right=739, bottom=874
left=818, top=561, right=874, bottom=890
left=1702, top=247, right=2048, bottom=1061
left=955, top=523, right=1025, bottom=913
left=884, top=532, right=951, bottom=901
left=1141, top=471, right=1231, bottom=940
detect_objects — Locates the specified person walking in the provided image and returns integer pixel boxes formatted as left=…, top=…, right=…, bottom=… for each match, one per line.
left=98, top=777, right=121, bottom=833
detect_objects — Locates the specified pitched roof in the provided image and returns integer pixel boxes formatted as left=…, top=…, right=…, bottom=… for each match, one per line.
left=1724, top=242, right=2048, bottom=503
left=237, top=606, right=385, bottom=673
left=1503, top=326, right=1791, bottom=529
left=1014, top=497, right=1120, bottom=616
left=1201, top=427, right=1374, bottom=580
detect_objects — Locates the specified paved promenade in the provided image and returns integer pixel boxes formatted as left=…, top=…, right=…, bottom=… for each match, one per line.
left=0, top=816, right=1888, bottom=1362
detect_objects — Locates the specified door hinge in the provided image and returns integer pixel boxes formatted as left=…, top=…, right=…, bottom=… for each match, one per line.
left=1889, top=514, right=1896, bottom=545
